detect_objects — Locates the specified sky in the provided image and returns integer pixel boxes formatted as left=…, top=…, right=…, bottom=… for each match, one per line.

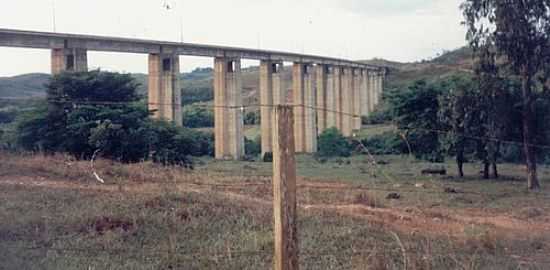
left=0, top=0, right=467, bottom=76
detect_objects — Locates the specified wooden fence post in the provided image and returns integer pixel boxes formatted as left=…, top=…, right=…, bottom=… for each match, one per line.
left=272, top=105, right=299, bottom=270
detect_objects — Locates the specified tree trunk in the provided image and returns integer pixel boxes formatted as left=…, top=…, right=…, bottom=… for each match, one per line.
left=457, top=149, right=464, bottom=178
left=483, top=162, right=490, bottom=179
left=457, top=158, right=464, bottom=178
left=491, top=162, right=498, bottom=179
left=491, top=143, right=500, bottom=179
left=521, top=69, right=540, bottom=190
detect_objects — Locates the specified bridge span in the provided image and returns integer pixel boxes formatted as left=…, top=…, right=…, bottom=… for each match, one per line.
left=0, top=28, right=386, bottom=159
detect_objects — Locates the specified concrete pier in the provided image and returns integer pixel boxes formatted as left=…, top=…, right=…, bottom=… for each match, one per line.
left=368, top=71, right=376, bottom=113
left=360, top=69, right=369, bottom=118
left=292, top=63, right=317, bottom=153
left=374, top=72, right=383, bottom=106
left=51, top=48, right=87, bottom=74
left=214, top=57, right=244, bottom=160
left=0, top=28, right=387, bottom=161
left=315, top=65, right=329, bottom=135
left=352, top=69, right=362, bottom=131
left=260, top=60, right=283, bottom=157
left=148, top=54, right=182, bottom=126
left=325, top=66, right=337, bottom=129
left=334, top=67, right=344, bottom=132
left=341, top=67, right=353, bottom=137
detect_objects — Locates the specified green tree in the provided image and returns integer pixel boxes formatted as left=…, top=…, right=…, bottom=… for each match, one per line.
left=389, top=80, right=445, bottom=162
left=150, top=121, right=214, bottom=165
left=438, top=76, right=478, bottom=177
left=317, top=127, right=352, bottom=157
left=461, top=0, right=550, bottom=189
left=182, top=105, right=214, bottom=128
left=17, top=70, right=215, bottom=164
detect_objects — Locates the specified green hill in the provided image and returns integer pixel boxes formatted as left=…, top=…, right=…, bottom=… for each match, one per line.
left=362, top=46, right=474, bottom=89
left=0, top=73, right=50, bottom=98
left=0, top=46, right=475, bottom=102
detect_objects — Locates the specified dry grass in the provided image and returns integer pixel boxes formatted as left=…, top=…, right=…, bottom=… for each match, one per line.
left=0, top=152, right=549, bottom=269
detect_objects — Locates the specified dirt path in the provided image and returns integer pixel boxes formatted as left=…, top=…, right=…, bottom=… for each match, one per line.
left=1, top=177, right=549, bottom=240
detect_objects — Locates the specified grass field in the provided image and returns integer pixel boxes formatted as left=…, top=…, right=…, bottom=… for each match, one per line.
left=1, top=152, right=549, bottom=269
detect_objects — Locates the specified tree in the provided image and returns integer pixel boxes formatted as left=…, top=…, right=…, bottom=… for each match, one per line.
left=438, top=76, right=478, bottom=177
left=462, top=0, right=550, bottom=189
left=17, top=70, right=214, bottom=164
left=182, top=105, right=214, bottom=128
left=317, top=127, right=352, bottom=157
left=389, top=80, right=445, bottom=162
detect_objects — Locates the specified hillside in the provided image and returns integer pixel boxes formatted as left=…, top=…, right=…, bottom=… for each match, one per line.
left=0, top=47, right=475, bottom=102
left=362, top=46, right=474, bottom=89
left=0, top=73, right=50, bottom=98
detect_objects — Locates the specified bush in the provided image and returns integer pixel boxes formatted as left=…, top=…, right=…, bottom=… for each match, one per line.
left=245, top=136, right=261, bottom=157
left=0, top=110, right=17, bottom=124
left=15, top=70, right=214, bottom=165
left=361, top=131, right=408, bottom=155
left=317, top=128, right=353, bottom=157
left=181, top=68, right=214, bottom=105
left=181, top=86, right=213, bottom=105
left=362, top=108, right=391, bottom=125
left=150, top=121, right=214, bottom=165
left=388, top=80, right=445, bottom=162
left=182, top=105, right=214, bottom=128
left=244, top=111, right=260, bottom=125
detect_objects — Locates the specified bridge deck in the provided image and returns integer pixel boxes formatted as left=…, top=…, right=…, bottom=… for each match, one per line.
left=0, top=28, right=380, bottom=70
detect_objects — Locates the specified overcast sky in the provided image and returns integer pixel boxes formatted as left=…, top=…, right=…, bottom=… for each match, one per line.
left=0, top=0, right=467, bottom=76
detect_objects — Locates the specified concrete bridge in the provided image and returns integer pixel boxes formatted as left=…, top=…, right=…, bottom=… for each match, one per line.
left=0, top=28, right=386, bottom=160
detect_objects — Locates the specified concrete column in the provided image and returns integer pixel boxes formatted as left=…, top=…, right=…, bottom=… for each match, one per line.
left=378, top=71, right=385, bottom=105
left=214, top=57, right=244, bottom=160
left=334, top=67, right=344, bottom=132
left=315, top=64, right=328, bottom=135
left=292, top=63, right=317, bottom=153
left=51, top=48, right=87, bottom=75
left=325, top=66, right=337, bottom=129
left=374, top=72, right=383, bottom=106
left=273, top=64, right=285, bottom=106
left=148, top=54, right=182, bottom=126
left=260, top=60, right=283, bottom=157
left=360, top=69, right=369, bottom=118
left=352, top=69, right=362, bottom=131
left=341, top=67, right=353, bottom=137
left=368, top=71, right=376, bottom=113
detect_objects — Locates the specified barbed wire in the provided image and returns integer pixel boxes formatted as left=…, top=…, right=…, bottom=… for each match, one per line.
left=3, top=96, right=550, bottom=151
left=2, top=98, right=549, bottom=267
left=4, top=97, right=550, bottom=149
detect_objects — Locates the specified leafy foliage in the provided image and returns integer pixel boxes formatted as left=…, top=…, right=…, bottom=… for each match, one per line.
left=361, top=131, right=408, bottom=155
left=388, top=80, right=445, bottom=162
left=361, top=108, right=392, bottom=125
left=0, top=110, right=17, bottom=124
left=461, top=0, right=550, bottom=188
left=16, top=70, right=213, bottom=164
left=317, top=128, right=353, bottom=157
left=182, top=105, right=214, bottom=128
left=150, top=121, right=214, bottom=165
left=244, top=111, right=260, bottom=125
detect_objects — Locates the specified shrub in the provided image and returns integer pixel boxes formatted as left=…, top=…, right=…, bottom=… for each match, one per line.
left=317, top=127, right=352, bottom=157
left=0, top=110, right=17, bottom=124
left=182, top=105, right=214, bottom=128
left=361, top=131, right=408, bottom=155
left=150, top=121, right=214, bottom=165
left=15, top=70, right=214, bottom=165
left=244, top=111, right=260, bottom=125
left=245, top=136, right=261, bottom=157
left=362, top=108, right=391, bottom=125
